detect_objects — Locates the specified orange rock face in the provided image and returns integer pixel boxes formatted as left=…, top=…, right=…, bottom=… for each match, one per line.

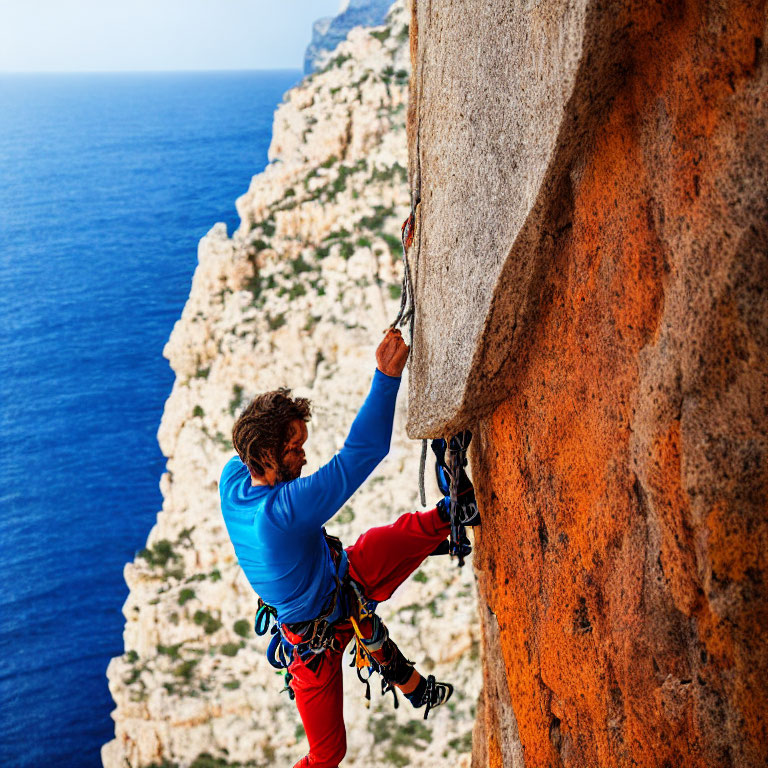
left=468, top=4, right=767, bottom=766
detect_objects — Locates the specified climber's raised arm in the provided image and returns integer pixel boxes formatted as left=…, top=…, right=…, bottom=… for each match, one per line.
left=275, top=328, right=409, bottom=530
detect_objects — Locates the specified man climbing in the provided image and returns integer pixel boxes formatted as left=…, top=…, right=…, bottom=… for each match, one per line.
left=219, top=327, right=479, bottom=768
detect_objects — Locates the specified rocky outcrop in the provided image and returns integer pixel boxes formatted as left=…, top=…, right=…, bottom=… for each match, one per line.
left=102, top=4, right=480, bottom=767
left=407, top=0, right=767, bottom=766
left=304, top=0, right=394, bottom=74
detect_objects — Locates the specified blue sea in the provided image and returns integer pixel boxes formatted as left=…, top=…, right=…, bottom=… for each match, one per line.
left=0, top=70, right=300, bottom=768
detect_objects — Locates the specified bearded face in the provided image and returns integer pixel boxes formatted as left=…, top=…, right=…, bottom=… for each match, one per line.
left=276, top=419, right=308, bottom=482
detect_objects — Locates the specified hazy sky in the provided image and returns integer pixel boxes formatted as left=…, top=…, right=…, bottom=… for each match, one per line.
left=0, top=0, right=343, bottom=72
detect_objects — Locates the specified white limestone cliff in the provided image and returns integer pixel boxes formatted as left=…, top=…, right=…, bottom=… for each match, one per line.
left=303, top=0, right=393, bottom=74
left=102, top=4, right=480, bottom=767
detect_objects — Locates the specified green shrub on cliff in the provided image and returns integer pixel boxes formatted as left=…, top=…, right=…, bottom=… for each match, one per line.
left=178, top=588, right=195, bottom=606
left=359, top=205, right=394, bottom=231
left=193, top=610, right=222, bottom=635
left=292, top=254, right=313, bottom=275
left=219, top=642, right=242, bottom=657
left=173, top=659, right=198, bottom=681
left=147, top=752, right=259, bottom=768
left=228, top=384, right=244, bottom=416
left=157, top=643, right=182, bottom=660
left=138, top=539, right=177, bottom=568
left=233, top=619, right=251, bottom=638
left=381, top=233, right=401, bottom=255
left=448, top=730, right=473, bottom=754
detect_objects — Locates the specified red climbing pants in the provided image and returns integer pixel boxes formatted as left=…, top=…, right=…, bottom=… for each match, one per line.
left=288, top=506, right=450, bottom=768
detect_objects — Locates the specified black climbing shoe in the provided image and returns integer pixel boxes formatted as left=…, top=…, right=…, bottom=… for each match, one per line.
left=428, top=533, right=472, bottom=558
left=437, top=496, right=481, bottom=528
left=429, top=538, right=450, bottom=557
left=432, top=431, right=475, bottom=500
left=406, top=675, right=454, bottom=720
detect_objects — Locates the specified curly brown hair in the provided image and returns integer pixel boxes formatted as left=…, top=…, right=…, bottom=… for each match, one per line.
left=232, top=388, right=312, bottom=477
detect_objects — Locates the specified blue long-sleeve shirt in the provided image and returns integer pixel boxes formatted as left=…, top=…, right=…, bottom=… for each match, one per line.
left=219, top=368, right=401, bottom=623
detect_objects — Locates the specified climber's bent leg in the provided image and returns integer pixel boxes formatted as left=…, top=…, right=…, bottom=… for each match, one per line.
left=345, top=507, right=449, bottom=602
left=288, top=644, right=348, bottom=768
left=354, top=612, right=452, bottom=713
left=353, top=613, right=416, bottom=688
left=345, top=511, right=455, bottom=717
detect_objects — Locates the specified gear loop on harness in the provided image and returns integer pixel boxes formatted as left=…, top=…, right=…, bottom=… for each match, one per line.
left=255, top=598, right=277, bottom=636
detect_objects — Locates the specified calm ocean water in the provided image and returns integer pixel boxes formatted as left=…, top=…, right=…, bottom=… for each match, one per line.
left=0, top=70, right=300, bottom=768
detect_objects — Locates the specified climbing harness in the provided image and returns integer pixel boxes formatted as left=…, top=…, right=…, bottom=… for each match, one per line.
left=254, top=531, right=349, bottom=699
left=253, top=531, right=409, bottom=711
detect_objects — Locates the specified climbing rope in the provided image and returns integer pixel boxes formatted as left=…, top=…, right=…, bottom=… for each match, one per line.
left=418, top=438, right=427, bottom=507
left=390, top=200, right=427, bottom=507
left=390, top=203, right=418, bottom=342
left=393, top=55, right=426, bottom=507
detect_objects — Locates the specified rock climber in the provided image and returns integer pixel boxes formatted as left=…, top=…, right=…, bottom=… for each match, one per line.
left=218, top=327, right=479, bottom=768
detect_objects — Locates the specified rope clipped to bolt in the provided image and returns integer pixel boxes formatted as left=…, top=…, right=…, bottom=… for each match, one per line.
left=390, top=200, right=429, bottom=507
left=390, top=202, right=417, bottom=342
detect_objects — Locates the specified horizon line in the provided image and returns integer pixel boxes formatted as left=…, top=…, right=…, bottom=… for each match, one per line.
left=0, top=67, right=304, bottom=75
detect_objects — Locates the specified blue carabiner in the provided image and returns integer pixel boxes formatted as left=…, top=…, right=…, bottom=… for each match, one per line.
left=255, top=604, right=273, bottom=636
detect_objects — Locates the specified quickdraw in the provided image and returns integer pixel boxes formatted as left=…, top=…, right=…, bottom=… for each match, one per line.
left=349, top=646, right=400, bottom=711
left=396, top=202, right=430, bottom=507
left=447, top=431, right=470, bottom=567
left=391, top=211, right=475, bottom=540
left=435, top=431, right=474, bottom=568
left=347, top=579, right=377, bottom=674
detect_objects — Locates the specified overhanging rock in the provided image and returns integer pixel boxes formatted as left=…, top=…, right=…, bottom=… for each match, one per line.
left=406, top=0, right=642, bottom=437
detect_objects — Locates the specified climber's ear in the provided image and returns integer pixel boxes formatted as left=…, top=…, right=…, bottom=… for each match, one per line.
left=251, top=452, right=278, bottom=486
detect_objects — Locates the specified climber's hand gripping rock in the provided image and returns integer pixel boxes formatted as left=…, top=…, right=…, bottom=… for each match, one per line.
left=376, top=327, right=409, bottom=377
